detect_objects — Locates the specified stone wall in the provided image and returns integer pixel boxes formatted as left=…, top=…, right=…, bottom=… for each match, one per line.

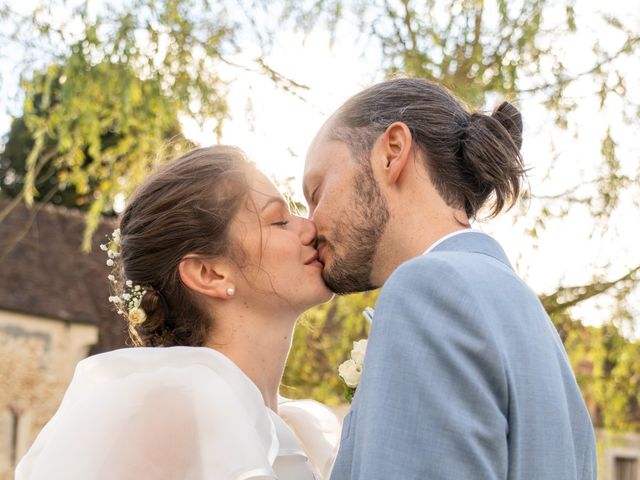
left=0, top=310, right=97, bottom=479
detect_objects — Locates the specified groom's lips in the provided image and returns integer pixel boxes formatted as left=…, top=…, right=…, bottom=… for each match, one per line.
left=317, top=243, right=327, bottom=265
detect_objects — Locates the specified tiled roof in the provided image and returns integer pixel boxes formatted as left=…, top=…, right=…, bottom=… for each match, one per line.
left=0, top=199, right=128, bottom=352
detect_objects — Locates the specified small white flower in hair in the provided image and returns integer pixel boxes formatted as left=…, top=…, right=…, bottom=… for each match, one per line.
left=126, top=280, right=133, bottom=287
left=106, top=259, right=114, bottom=267
left=128, top=307, right=147, bottom=325
left=100, top=244, right=108, bottom=251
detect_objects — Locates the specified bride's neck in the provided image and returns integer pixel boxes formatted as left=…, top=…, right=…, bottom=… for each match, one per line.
left=204, top=305, right=298, bottom=412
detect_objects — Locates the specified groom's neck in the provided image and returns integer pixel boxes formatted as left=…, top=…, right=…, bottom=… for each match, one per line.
left=371, top=194, right=469, bottom=285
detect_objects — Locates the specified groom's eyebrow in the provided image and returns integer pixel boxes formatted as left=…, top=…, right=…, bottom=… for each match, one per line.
left=261, top=197, right=287, bottom=212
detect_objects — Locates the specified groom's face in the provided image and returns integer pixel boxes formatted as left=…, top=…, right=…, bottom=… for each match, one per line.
left=304, top=136, right=389, bottom=294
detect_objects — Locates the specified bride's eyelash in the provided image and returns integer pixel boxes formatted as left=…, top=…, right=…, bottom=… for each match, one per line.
left=272, top=220, right=289, bottom=227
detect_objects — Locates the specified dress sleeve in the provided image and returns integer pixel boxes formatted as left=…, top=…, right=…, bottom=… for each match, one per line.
left=278, top=398, right=341, bottom=479
left=17, top=363, right=278, bottom=480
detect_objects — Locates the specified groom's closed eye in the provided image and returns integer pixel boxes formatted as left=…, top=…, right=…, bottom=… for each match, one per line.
left=310, top=186, right=319, bottom=207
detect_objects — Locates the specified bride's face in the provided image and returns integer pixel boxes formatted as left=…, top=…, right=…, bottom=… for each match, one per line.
left=229, top=167, right=333, bottom=312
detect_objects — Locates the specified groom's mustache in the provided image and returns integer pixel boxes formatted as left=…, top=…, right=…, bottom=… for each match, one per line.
left=315, top=236, right=330, bottom=263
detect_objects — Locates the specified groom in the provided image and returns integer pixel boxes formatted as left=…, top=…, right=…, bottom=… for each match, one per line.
left=303, top=78, right=597, bottom=479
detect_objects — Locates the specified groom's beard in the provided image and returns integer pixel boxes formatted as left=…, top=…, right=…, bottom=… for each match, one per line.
left=321, top=166, right=390, bottom=294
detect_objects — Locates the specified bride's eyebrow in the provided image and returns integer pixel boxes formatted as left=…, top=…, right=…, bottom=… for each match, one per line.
left=260, top=197, right=287, bottom=213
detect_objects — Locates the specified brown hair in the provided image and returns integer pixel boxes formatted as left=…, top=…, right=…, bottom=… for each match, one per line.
left=113, top=145, right=250, bottom=347
left=328, top=78, right=526, bottom=219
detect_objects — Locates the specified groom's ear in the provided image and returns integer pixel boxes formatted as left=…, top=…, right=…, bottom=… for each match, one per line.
left=376, top=121, right=413, bottom=186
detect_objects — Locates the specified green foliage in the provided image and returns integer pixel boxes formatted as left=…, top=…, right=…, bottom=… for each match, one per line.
left=0, top=0, right=233, bottom=248
left=562, top=320, right=640, bottom=432
left=0, top=64, right=185, bottom=213
left=281, top=291, right=374, bottom=405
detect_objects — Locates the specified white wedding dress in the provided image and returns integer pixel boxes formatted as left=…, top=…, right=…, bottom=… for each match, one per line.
left=16, top=347, right=341, bottom=480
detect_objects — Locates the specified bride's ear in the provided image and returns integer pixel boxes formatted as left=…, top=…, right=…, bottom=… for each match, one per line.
left=179, top=255, right=235, bottom=300
left=376, top=121, right=413, bottom=186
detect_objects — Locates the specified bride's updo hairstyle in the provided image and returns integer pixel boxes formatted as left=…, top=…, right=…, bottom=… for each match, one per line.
left=114, top=145, right=250, bottom=347
left=328, top=78, right=526, bottom=219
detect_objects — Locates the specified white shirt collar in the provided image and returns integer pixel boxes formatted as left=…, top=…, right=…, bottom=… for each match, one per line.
left=422, top=228, right=492, bottom=256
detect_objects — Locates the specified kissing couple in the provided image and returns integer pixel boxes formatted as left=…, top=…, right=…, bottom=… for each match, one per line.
left=17, top=78, right=597, bottom=480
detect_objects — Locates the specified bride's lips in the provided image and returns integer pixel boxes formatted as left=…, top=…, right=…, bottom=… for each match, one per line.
left=304, top=252, right=323, bottom=269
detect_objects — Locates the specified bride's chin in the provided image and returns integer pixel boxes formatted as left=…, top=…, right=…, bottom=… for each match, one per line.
left=302, top=287, right=334, bottom=311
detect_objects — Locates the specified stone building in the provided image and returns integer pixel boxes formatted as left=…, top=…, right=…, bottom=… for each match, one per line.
left=0, top=200, right=126, bottom=478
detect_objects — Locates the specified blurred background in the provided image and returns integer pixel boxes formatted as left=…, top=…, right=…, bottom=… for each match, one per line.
left=0, top=1, right=638, bottom=478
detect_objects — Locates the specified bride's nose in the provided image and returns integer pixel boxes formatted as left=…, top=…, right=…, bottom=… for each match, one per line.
left=297, top=216, right=318, bottom=246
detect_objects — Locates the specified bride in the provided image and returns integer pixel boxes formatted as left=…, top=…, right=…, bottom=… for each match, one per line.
left=16, top=145, right=341, bottom=479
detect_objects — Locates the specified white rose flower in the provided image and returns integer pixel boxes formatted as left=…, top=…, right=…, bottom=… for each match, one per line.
left=338, top=359, right=362, bottom=388
left=351, top=339, right=368, bottom=367
left=128, top=307, right=146, bottom=325
left=106, top=259, right=114, bottom=267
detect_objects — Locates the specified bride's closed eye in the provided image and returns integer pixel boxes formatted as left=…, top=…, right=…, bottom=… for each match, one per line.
left=271, top=220, right=290, bottom=228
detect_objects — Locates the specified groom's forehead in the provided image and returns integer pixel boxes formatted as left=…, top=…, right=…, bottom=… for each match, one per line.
left=304, top=137, right=345, bottom=178
left=304, top=131, right=330, bottom=174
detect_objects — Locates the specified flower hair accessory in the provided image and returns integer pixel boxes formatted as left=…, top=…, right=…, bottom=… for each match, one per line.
left=101, top=229, right=147, bottom=325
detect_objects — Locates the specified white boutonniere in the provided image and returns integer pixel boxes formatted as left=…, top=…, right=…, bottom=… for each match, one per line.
left=338, top=308, right=373, bottom=402
left=338, top=339, right=368, bottom=402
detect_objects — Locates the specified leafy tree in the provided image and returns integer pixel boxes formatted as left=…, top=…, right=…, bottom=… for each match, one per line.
left=0, top=0, right=233, bottom=248
left=279, top=1, right=640, bottom=420
left=0, top=65, right=184, bottom=212
left=563, top=319, right=640, bottom=432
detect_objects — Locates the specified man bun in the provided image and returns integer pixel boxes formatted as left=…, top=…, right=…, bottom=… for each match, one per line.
left=491, top=101, right=523, bottom=150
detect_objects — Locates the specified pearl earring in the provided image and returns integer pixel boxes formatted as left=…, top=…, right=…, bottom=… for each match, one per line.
left=226, top=287, right=235, bottom=297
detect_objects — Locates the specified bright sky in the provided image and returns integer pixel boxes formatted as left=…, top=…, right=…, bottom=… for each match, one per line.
left=1, top=2, right=638, bottom=331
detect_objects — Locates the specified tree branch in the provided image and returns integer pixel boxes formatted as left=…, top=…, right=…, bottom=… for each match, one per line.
left=541, top=265, right=640, bottom=315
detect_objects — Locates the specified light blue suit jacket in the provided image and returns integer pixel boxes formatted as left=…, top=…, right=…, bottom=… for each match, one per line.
left=331, top=232, right=597, bottom=480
